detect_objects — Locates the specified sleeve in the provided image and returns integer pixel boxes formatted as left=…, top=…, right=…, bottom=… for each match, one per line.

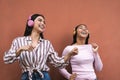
left=59, top=46, right=71, bottom=79
left=93, top=51, right=103, bottom=71
left=59, top=68, right=71, bottom=79
left=3, top=38, right=19, bottom=64
left=47, top=41, right=67, bottom=68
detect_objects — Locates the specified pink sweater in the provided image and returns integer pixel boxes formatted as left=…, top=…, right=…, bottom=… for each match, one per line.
left=59, top=44, right=103, bottom=80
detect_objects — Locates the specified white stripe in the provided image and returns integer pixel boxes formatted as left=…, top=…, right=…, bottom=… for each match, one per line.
left=3, top=36, right=66, bottom=78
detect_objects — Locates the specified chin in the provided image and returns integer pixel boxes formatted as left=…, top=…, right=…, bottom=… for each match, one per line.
left=41, top=30, right=45, bottom=33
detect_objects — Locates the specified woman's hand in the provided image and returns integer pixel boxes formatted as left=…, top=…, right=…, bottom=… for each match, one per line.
left=64, top=47, right=78, bottom=62
left=70, top=47, right=78, bottom=56
left=91, top=43, right=99, bottom=53
left=20, top=44, right=35, bottom=51
left=69, top=73, right=77, bottom=80
left=16, top=44, right=35, bottom=56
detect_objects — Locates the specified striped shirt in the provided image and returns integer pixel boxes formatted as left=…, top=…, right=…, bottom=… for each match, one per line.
left=3, top=36, right=66, bottom=80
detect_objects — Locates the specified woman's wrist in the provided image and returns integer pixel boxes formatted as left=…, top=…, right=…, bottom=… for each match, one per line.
left=16, top=48, right=23, bottom=57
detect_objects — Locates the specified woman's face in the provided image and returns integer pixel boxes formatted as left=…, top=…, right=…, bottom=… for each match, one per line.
left=76, top=25, right=89, bottom=38
left=33, top=16, right=46, bottom=33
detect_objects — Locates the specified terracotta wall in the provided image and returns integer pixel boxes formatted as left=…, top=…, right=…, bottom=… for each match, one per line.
left=0, top=0, right=120, bottom=80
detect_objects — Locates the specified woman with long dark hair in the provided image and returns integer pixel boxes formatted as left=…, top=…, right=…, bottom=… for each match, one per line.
left=3, top=14, right=78, bottom=80
left=59, top=24, right=103, bottom=80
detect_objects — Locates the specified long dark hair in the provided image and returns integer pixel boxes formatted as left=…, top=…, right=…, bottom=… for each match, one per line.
left=24, top=14, right=45, bottom=39
left=72, top=24, right=90, bottom=44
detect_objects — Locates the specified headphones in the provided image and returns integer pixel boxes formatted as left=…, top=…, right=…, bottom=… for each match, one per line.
left=27, top=15, right=34, bottom=27
left=73, top=28, right=76, bottom=35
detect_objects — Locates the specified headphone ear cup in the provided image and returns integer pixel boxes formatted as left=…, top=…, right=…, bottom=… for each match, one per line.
left=28, top=20, right=34, bottom=27
left=73, top=30, right=76, bottom=35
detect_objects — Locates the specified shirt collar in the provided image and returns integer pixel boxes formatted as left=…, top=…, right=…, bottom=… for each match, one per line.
left=26, top=36, right=43, bottom=42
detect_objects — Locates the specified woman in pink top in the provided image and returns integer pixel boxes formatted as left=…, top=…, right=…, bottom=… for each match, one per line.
left=59, top=24, right=103, bottom=80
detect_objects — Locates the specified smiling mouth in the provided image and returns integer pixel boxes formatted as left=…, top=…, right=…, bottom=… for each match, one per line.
left=81, top=32, right=87, bottom=34
left=39, top=25, right=45, bottom=29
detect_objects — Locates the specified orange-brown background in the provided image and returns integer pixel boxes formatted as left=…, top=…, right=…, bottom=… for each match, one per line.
left=0, top=0, right=120, bottom=80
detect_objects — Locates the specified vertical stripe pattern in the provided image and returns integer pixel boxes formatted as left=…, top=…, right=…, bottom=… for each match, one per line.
left=3, top=36, right=66, bottom=79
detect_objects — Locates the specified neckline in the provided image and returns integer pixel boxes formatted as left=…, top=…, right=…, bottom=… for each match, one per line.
left=72, top=44, right=91, bottom=46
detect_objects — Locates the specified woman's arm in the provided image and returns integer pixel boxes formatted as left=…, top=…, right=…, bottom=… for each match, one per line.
left=59, top=68, right=71, bottom=79
left=59, top=46, right=77, bottom=79
left=92, top=43, right=103, bottom=71
left=48, top=41, right=77, bottom=68
left=93, top=52, right=103, bottom=71
left=63, top=47, right=78, bottom=63
left=3, top=38, right=19, bottom=64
